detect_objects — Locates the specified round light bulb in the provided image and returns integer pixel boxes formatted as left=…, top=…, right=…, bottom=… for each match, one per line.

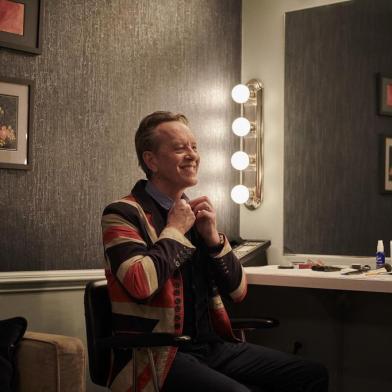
left=232, top=117, right=251, bottom=136
left=231, top=84, right=250, bottom=103
left=231, top=151, right=250, bottom=170
left=231, top=185, right=250, bottom=204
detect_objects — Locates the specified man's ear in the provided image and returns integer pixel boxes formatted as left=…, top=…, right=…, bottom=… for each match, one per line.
left=142, top=151, right=158, bottom=174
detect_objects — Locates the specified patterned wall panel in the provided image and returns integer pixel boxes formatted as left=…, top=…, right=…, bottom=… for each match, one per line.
left=284, top=0, right=392, bottom=256
left=0, top=0, right=241, bottom=271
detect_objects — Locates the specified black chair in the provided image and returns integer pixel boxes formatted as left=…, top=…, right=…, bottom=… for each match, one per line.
left=84, top=280, right=278, bottom=392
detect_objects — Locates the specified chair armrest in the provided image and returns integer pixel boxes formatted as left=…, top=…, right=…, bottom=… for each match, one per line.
left=98, top=333, right=191, bottom=349
left=230, top=318, right=279, bottom=330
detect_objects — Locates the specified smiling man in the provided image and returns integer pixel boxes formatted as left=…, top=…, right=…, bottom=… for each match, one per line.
left=101, top=111, right=328, bottom=392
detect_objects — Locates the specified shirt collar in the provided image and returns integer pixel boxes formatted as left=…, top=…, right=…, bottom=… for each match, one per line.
left=145, top=181, right=174, bottom=211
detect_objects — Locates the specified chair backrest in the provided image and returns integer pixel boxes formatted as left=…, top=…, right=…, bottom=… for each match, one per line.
left=84, top=280, right=111, bottom=387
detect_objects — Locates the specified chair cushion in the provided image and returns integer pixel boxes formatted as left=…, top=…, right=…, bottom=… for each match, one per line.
left=0, top=317, right=27, bottom=392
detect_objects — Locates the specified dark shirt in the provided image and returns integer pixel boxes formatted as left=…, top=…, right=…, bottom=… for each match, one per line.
left=145, top=182, right=221, bottom=347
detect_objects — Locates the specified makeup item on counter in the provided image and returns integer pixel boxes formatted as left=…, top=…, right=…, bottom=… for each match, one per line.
left=290, top=259, right=327, bottom=269
left=341, top=269, right=363, bottom=275
left=311, top=265, right=342, bottom=272
left=295, top=259, right=325, bottom=269
left=376, top=240, right=385, bottom=269
left=290, top=261, right=313, bottom=269
left=365, top=263, right=392, bottom=276
left=298, top=263, right=312, bottom=269
left=341, top=265, right=371, bottom=275
left=278, top=264, right=294, bottom=269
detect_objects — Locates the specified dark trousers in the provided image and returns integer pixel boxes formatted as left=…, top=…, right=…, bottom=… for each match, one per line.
left=161, top=341, right=328, bottom=392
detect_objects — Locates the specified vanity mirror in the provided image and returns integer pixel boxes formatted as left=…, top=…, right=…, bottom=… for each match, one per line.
left=284, top=0, right=392, bottom=256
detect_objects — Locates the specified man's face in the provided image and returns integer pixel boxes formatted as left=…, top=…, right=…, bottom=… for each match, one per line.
left=144, top=121, right=200, bottom=191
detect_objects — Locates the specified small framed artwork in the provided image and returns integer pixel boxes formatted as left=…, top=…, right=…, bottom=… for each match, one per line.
left=378, top=74, right=392, bottom=116
left=0, top=77, right=33, bottom=170
left=0, top=0, right=43, bottom=55
left=380, top=135, right=392, bottom=194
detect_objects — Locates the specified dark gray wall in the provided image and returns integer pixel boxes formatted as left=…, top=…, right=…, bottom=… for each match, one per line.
left=284, top=0, right=392, bottom=256
left=0, top=0, right=241, bottom=271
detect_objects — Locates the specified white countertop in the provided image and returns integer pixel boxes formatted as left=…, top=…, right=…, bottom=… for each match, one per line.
left=244, top=265, right=392, bottom=293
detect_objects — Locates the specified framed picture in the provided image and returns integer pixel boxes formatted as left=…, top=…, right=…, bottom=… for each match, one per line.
left=0, top=0, right=43, bottom=54
left=378, top=74, right=392, bottom=116
left=0, top=77, right=33, bottom=170
left=380, top=135, right=392, bottom=194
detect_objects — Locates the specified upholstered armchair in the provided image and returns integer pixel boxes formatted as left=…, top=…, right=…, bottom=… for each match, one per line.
left=16, top=331, right=86, bottom=392
left=0, top=317, right=86, bottom=392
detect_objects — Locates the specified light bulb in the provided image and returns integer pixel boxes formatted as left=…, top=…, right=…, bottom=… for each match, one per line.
left=232, top=117, right=251, bottom=136
left=231, top=185, right=250, bottom=204
left=231, top=151, right=250, bottom=170
left=231, top=84, right=250, bottom=103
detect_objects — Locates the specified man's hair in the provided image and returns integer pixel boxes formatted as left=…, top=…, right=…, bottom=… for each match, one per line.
left=135, top=111, right=189, bottom=179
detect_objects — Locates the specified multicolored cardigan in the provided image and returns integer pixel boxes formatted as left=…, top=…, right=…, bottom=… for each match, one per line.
left=101, top=180, right=247, bottom=392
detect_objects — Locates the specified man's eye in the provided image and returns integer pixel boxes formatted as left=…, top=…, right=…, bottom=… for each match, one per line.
left=192, top=146, right=198, bottom=151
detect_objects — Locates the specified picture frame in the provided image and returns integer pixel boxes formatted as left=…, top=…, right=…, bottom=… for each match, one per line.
left=378, top=74, right=392, bottom=116
left=379, top=135, right=392, bottom=194
left=0, top=0, right=43, bottom=55
left=0, top=76, right=33, bottom=170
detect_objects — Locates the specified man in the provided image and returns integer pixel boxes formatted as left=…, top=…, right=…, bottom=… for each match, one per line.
left=101, top=111, right=328, bottom=392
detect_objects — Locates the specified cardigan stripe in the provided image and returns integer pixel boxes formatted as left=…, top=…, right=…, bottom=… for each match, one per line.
left=119, top=197, right=158, bottom=243
left=229, top=270, right=247, bottom=303
left=116, top=254, right=158, bottom=299
left=103, top=225, right=145, bottom=248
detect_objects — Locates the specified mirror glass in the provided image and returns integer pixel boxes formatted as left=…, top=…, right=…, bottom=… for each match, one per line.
left=284, top=0, right=392, bottom=256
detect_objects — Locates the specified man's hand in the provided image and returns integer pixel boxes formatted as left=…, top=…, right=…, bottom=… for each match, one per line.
left=167, top=199, right=196, bottom=235
left=189, top=196, right=220, bottom=247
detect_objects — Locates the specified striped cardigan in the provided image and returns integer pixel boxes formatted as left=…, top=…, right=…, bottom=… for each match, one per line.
left=101, top=180, right=247, bottom=392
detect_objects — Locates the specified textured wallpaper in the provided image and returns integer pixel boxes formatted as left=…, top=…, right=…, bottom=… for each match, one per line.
left=0, top=0, right=241, bottom=271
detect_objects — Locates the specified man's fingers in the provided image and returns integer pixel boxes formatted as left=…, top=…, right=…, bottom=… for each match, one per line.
left=171, top=199, right=188, bottom=210
left=192, top=201, right=213, bottom=214
left=195, top=209, right=212, bottom=220
left=189, top=196, right=209, bottom=207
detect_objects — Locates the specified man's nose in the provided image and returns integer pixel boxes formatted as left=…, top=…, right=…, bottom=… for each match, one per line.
left=185, top=147, right=198, bottom=159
